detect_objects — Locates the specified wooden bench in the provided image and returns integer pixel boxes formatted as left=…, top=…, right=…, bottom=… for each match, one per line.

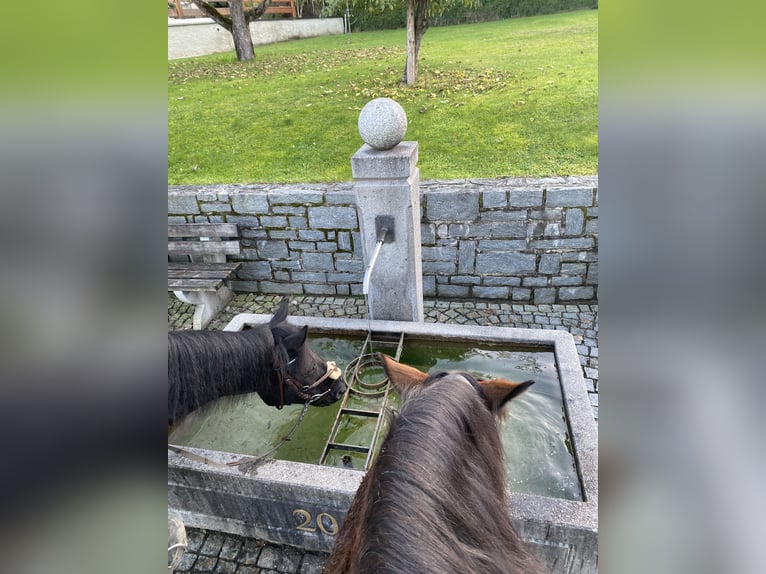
left=168, top=0, right=297, bottom=19
left=168, top=223, right=242, bottom=330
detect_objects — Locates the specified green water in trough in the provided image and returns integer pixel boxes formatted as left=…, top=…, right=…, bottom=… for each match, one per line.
left=168, top=334, right=582, bottom=501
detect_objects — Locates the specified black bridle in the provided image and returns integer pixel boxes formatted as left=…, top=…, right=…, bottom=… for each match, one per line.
left=275, top=358, right=343, bottom=408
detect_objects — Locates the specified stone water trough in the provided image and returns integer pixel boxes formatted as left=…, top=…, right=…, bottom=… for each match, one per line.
left=168, top=314, right=598, bottom=574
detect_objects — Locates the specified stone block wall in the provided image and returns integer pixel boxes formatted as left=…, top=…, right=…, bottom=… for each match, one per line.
left=420, top=177, right=598, bottom=303
left=168, top=176, right=598, bottom=303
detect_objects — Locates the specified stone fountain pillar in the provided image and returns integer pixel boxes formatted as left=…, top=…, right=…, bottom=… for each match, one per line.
left=352, top=98, right=424, bottom=322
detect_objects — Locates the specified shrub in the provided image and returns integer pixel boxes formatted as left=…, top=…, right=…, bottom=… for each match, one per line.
left=322, top=0, right=596, bottom=31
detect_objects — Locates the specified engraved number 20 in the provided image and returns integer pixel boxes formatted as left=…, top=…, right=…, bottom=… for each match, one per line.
left=293, top=509, right=339, bottom=536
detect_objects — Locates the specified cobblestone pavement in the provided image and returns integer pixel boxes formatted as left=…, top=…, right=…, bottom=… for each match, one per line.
left=168, top=293, right=598, bottom=573
left=174, top=528, right=327, bottom=574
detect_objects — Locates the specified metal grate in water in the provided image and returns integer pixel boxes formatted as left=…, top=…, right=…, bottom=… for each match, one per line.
left=319, top=331, right=404, bottom=470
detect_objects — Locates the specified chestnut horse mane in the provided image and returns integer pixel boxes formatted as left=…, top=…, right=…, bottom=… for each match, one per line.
left=325, top=372, right=542, bottom=574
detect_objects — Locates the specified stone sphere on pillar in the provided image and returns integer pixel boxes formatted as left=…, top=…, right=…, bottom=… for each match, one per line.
left=358, top=98, right=408, bottom=151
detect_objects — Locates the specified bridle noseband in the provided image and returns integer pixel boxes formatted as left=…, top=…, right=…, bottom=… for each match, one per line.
left=276, top=359, right=342, bottom=408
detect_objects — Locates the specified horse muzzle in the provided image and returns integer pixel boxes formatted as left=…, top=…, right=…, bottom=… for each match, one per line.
left=315, top=377, right=346, bottom=405
left=301, top=361, right=347, bottom=406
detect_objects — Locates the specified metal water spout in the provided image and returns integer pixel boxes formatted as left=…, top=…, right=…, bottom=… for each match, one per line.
left=362, top=217, right=394, bottom=295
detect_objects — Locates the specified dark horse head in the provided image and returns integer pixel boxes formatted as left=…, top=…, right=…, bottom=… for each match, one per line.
left=168, top=298, right=347, bottom=425
left=324, top=353, right=542, bottom=574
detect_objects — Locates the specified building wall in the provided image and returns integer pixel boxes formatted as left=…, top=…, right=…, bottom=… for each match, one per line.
left=168, top=17, right=345, bottom=60
left=168, top=176, right=598, bottom=303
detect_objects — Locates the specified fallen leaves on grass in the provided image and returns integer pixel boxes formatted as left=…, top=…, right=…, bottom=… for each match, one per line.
left=169, top=47, right=401, bottom=83
left=170, top=46, right=515, bottom=107
left=345, top=67, right=514, bottom=105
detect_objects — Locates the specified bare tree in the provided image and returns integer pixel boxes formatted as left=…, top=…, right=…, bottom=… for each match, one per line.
left=189, top=0, right=274, bottom=62
left=336, top=0, right=475, bottom=85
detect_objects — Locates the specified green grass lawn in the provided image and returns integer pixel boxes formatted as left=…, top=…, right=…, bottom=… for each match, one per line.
left=168, top=9, right=597, bottom=184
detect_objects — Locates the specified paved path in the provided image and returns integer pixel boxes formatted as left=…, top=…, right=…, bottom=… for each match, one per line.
left=168, top=293, right=598, bottom=573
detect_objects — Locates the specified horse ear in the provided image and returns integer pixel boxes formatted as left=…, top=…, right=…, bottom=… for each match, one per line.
left=377, top=353, right=429, bottom=393
left=282, top=324, right=308, bottom=349
left=478, top=378, right=535, bottom=413
left=269, top=297, right=290, bottom=327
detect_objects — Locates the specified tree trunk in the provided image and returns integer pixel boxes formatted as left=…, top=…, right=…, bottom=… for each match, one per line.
left=189, top=0, right=261, bottom=62
left=402, top=0, right=429, bottom=86
left=229, top=0, right=255, bottom=62
left=404, top=0, right=416, bottom=85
